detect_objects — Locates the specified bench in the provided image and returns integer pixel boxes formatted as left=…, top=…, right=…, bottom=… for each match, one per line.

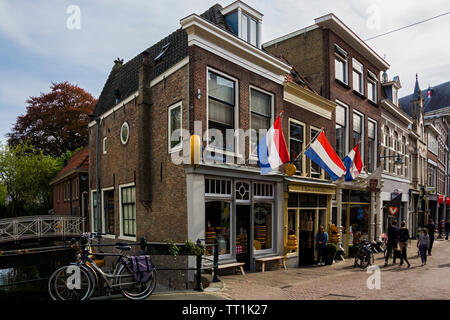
left=210, top=262, right=245, bottom=276
left=255, top=255, right=287, bottom=272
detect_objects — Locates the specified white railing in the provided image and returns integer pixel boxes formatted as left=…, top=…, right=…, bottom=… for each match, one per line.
left=0, top=215, right=85, bottom=244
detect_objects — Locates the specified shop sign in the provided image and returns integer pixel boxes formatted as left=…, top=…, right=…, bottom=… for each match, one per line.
left=366, top=179, right=380, bottom=192
left=446, top=197, right=450, bottom=205
left=426, top=187, right=436, bottom=194
left=438, top=195, right=444, bottom=204
left=288, top=184, right=335, bottom=195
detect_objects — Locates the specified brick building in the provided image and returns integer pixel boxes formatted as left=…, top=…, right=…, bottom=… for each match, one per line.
left=50, top=147, right=89, bottom=225
left=88, top=0, right=337, bottom=282
left=264, top=14, right=390, bottom=253
left=379, top=74, right=412, bottom=234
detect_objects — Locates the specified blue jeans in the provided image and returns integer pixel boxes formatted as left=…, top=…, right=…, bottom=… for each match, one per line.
left=419, top=245, right=428, bottom=263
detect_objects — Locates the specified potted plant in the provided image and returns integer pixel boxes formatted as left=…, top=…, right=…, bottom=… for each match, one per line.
left=324, top=243, right=338, bottom=265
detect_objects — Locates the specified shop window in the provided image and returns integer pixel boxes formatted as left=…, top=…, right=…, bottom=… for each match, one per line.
left=253, top=182, right=274, bottom=198
left=207, top=70, right=236, bottom=152
left=205, top=178, right=232, bottom=197
left=235, top=181, right=250, bottom=202
left=205, top=201, right=231, bottom=256
left=250, top=88, right=272, bottom=156
left=288, top=193, right=298, bottom=207
left=318, top=195, right=327, bottom=208
left=121, top=186, right=136, bottom=237
left=254, top=202, right=273, bottom=251
left=289, top=119, right=304, bottom=175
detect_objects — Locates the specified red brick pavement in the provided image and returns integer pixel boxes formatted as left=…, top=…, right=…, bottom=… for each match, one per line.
left=212, top=240, right=450, bottom=300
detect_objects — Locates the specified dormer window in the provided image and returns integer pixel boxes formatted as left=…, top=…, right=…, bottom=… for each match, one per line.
left=222, top=1, right=263, bottom=48
left=392, top=87, right=398, bottom=105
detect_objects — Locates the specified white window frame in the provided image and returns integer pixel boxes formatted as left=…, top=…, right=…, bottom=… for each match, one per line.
left=353, top=110, right=365, bottom=166
left=206, top=67, right=240, bottom=158
left=367, top=70, right=378, bottom=103
left=310, top=126, right=324, bottom=178
left=168, top=101, right=183, bottom=153
left=249, top=85, right=274, bottom=159
left=90, top=189, right=100, bottom=233
left=101, top=186, right=116, bottom=239
left=253, top=182, right=275, bottom=200
left=253, top=201, right=275, bottom=255
left=288, top=118, right=306, bottom=176
left=352, top=58, right=364, bottom=94
left=119, top=182, right=137, bottom=241
left=120, top=122, right=129, bottom=145
left=205, top=177, right=233, bottom=198
left=335, top=100, right=349, bottom=157
left=103, top=137, right=107, bottom=154
left=367, top=118, right=377, bottom=174
left=334, top=44, right=348, bottom=84
left=239, top=11, right=259, bottom=47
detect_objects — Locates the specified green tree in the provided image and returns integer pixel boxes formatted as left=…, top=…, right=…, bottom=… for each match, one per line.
left=0, top=142, right=62, bottom=217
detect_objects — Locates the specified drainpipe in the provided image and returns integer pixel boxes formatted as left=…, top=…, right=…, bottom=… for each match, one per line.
left=95, top=116, right=101, bottom=232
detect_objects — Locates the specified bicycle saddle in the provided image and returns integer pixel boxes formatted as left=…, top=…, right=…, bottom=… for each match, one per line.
left=115, top=242, right=131, bottom=251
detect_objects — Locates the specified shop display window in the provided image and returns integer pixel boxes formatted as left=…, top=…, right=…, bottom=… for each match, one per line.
left=205, top=201, right=231, bottom=256
left=253, top=202, right=273, bottom=251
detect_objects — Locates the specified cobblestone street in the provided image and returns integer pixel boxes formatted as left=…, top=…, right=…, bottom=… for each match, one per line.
left=210, top=240, right=450, bottom=300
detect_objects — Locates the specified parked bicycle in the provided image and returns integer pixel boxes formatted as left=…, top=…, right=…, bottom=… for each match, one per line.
left=354, top=239, right=375, bottom=269
left=48, top=232, right=156, bottom=300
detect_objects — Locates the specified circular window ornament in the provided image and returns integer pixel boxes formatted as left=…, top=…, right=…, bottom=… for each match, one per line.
left=121, top=122, right=129, bottom=145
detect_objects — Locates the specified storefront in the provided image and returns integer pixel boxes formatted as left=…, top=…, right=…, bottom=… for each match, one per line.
left=283, top=178, right=334, bottom=267
left=186, top=166, right=284, bottom=273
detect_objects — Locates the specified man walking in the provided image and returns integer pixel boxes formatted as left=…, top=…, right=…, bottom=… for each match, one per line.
left=425, top=219, right=436, bottom=255
left=385, top=220, right=399, bottom=267
left=315, top=226, right=328, bottom=266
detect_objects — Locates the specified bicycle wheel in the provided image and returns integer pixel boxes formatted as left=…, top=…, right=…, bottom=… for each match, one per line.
left=51, top=264, right=94, bottom=300
left=116, top=261, right=157, bottom=300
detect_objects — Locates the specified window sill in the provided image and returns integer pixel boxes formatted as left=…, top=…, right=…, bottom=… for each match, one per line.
left=368, top=99, right=378, bottom=107
left=335, top=78, right=350, bottom=90
left=103, top=234, right=116, bottom=240
left=118, top=235, right=136, bottom=242
left=353, top=90, right=366, bottom=100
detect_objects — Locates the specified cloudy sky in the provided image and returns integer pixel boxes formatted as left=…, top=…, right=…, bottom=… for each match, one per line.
left=0, top=0, right=449, bottom=145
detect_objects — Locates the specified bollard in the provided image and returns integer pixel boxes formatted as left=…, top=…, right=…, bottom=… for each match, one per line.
left=194, top=239, right=203, bottom=291
left=212, top=237, right=220, bottom=282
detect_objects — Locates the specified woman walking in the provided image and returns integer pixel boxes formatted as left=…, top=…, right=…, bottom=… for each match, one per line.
left=417, top=228, right=430, bottom=266
left=398, top=221, right=411, bottom=268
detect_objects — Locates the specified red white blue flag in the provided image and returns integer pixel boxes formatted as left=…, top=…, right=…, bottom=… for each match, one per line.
left=257, top=115, right=290, bottom=175
left=304, top=131, right=346, bottom=181
left=343, top=144, right=363, bottom=181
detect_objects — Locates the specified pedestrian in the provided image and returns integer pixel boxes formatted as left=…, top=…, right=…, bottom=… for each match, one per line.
left=445, top=219, right=450, bottom=240
left=398, top=220, right=411, bottom=268
left=417, top=228, right=430, bottom=266
left=425, top=219, right=436, bottom=255
left=438, top=220, right=445, bottom=239
left=384, top=220, right=399, bottom=267
left=315, top=225, right=328, bottom=266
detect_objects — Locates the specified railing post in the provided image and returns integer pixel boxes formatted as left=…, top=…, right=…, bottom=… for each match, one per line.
left=213, top=237, right=220, bottom=282
left=194, top=239, right=203, bottom=291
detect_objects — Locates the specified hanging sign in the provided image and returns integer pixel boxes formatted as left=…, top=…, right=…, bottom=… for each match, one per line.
left=446, top=197, right=450, bottom=205
left=438, top=195, right=444, bottom=204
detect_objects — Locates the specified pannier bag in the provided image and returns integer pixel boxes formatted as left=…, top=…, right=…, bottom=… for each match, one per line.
left=131, top=255, right=153, bottom=283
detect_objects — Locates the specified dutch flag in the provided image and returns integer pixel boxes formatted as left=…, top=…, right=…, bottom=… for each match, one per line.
left=304, top=131, right=346, bottom=181
left=257, top=115, right=290, bottom=175
left=343, top=144, right=363, bottom=182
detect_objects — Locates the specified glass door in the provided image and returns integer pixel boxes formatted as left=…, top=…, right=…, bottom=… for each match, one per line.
left=299, top=210, right=315, bottom=265
left=236, top=205, right=251, bottom=270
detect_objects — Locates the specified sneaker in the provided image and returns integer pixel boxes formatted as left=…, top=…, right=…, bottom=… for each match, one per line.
left=421, top=262, right=424, bottom=266
left=321, top=262, right=325, bottom=266
left=407, top=264, right=411, bottom=268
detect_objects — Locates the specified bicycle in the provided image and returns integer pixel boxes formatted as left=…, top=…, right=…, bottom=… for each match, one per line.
left=48, top=232, right=156, bottom=300
left=354, top=239, right=374, bottom=269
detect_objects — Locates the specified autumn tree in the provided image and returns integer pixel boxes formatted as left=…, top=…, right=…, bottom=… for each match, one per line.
left=8, top=82, right=97, bottom=158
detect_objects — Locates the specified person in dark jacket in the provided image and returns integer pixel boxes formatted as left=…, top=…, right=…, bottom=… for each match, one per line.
left=384, top=220, right=399, bottom=266
left=425, top=219, right=436, bottom=255
left=445, top=219, right=450, bottom=240
left=398, top=220, right=411, bottom=268
left=315, top=226, right=328, bottom=266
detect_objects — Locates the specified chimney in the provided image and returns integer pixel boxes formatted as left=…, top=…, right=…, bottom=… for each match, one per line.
left=113, top=57, right=123, bottom=70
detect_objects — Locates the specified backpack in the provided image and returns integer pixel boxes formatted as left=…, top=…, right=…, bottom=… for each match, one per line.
left=131, top=255, right=154, bottom=283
